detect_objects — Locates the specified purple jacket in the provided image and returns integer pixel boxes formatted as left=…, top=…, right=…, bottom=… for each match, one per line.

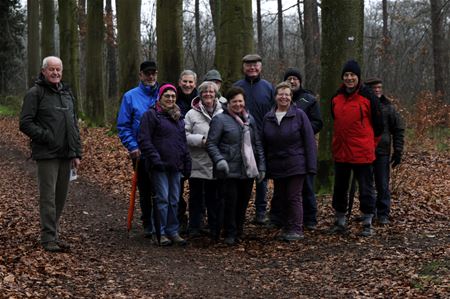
left=138, top=107, right=191, bottom=172
left=262, top=105, right=317, bottom=179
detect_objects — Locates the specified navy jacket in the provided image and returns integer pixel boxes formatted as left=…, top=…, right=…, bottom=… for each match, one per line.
left=376, top=95, right=405, bottom=156
left=292, top=88, right=323, bottom=134
left=262, top=105, right=317, bottom=179
left=233, top=76, right=275, bottom=131
left=138, top=107, right=191, bottom=173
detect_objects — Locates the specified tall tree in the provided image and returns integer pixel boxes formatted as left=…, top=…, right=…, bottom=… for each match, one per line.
left=303, top=0, right=321, bottom=92
left=117, top=0, right=141, bottom=100
left=85, top=0, right=104, bottom=125
left=27, top=0, right=40, bottom=88
left=194, top=0, right=202, bottom=72
left=381, top=0, right=390, bottom=84
left=277, top=0, right=285, bottom=64
left=0, top=0, right=25, bottom=93
left=40, top=0, right=55, bottom=58
left=78, top=0, right=87, bottom=113
left=105, top=0, right=117, bottom=121
left=215, top=0, right=253, bottom=91
left=317, top=0, right=364, bottom=193
left=157, top=0, right=183, bottom=84
left=256, top=0, right=263, bottom=55
left=430, top=0, right=449, bottom=100
left=58, top=0, right=80, bottom=101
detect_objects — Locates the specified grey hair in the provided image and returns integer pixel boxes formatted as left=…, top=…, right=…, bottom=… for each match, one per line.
left=179, top=69, right=197, bottom=82
left=198, top=81, right=219, bottom=98
left=42, top=56, right=63, bottom=69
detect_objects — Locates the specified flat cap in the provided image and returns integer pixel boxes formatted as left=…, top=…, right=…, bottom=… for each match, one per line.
left=140, top=60, right=157, bottom=72
left=364, top=77, right=383, bottom=85
left=242, top=54, right=262, bottom=63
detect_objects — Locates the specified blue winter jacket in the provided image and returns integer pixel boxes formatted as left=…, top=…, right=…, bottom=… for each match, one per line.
left=117, top=82, right=159, bottom=152
left=233, top=76, right=275, bottom=131
left=262, top=105, right=317, bottom=179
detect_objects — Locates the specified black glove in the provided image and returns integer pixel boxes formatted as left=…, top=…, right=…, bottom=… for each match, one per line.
left=153, top=163, right=167, bottom=172
left=182, top=169, right=191, bottom=179
left=390, top=152, right=402, bottom=168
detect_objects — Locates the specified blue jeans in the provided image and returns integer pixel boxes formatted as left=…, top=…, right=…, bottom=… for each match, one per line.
left=373, top=155, right=391, bottom=217
left=255, top=179, right=267, bottom=217
left=151, top=170, right=181, bottom=236
left=302, top=174, right=317, bottom=225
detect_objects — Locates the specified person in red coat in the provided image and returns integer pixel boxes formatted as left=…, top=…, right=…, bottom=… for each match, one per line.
left=330, top=60, right=383, bottom=237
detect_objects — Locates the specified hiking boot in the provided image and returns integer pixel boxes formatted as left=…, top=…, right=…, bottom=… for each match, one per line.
left=169, top=234, right=187, bottom=246
left=282, top=232, right=304, bottom=242
left=254, top=214, right=268, bottom=225
left=159, top=235, right=173, bottom=246
left=144, top=226, right=153, bottom=238
left=378, top=216, right=390, bottom=225
left=360, top=224, right=375, bottom=237
left=188, top=228, right=201, bottom=238
left=56, top=239, right=71, bottom=250
left=224, top=237, right=236, bottom=245
left=43, top=241, right=63, bottom=252
left=329, top=222, right=347, bottom=234
left=304, top=223, right=317, bottom=231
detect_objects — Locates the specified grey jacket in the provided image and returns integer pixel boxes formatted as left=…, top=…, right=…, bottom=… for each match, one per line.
left=185, top=97, right=223, bottom=179
left=19, top=76, right=82, bottom=160
left=376, top=95, right=405, bottom=156
left=206, top=110, right=265, bottom=179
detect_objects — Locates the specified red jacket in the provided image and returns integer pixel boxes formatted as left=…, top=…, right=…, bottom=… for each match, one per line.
left=331, top=84, right=383, bottom=164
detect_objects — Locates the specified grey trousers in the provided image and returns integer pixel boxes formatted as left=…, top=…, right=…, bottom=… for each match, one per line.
left=36, top=159, right=71, bottom=244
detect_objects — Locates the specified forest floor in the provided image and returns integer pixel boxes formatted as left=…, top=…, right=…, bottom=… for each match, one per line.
left=0, top=116, right=449, bottom=298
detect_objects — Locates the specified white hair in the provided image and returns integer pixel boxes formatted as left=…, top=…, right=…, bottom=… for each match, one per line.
left=42, top=56, right=63, bottom=69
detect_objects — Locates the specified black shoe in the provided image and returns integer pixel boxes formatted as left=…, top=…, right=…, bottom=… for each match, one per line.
left=304, top=223, right=317, bottom=231
left=224, top=237, right=236, bottom=245
left=43, top=241, right=63, bottom=252
left=378, top=216, right=390, bottom=225
left=359, top=224, right=375, bottom=237
left=56, top=239, right=71, bottom=250
left=329, top=222, right=347, bottom=234
left=189, top=229, right=201, bottom=238
left=144, top=226, right=153, bottom=238
left=254, top=214, right=268, bottom=225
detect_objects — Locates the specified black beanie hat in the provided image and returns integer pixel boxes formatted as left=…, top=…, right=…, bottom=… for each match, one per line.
left=341, top=59, right=361, bottom=80
left=283, top=67, right=302, bottom=82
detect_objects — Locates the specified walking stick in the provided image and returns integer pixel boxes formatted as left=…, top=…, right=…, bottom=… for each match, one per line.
left=152, top=189, right=161, bottom=245
left=347, top=171, right=357, bottom=221
left=127, top=159, right=139, bottom=232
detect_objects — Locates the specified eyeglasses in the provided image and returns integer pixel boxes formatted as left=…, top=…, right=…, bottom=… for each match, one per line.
left=287, top=76, right=300, bottom=82
left=162, top=94, right=176, bottom=99
left=143, top=70, right=157, bottom=76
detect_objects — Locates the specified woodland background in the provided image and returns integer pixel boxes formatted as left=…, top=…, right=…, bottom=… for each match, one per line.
left=0, top=1, right=449, bottom=297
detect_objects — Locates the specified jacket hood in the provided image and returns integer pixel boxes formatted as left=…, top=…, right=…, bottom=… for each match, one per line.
left=190, top=96, right=222, bottom=115
left=36, top=73, right=66, bottom=92
left=139, top=81, right=159, bottom=96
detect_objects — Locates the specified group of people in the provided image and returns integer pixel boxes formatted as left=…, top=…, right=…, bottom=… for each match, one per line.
left=19, top=54, right=404, bottom=252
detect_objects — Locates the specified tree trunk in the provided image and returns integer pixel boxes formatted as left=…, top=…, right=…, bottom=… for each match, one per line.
left=27, top=0, right=40, bottom=88
left=430, top=0, right=449, bottom=100
left=317, top=0, right=364, bottom=194
left=40, top=0, right=55, bottom=58
left=256, top=0, right=263, bottom=55
left=303, top=0, right=321, bottom=92
left=116, top=0, right=141, bottom=103
left=194, top=0, right=202, bottom=72
left=78, top=0, right=87, bottom=113
left=105, top=0, right=117, bottom=122
left=58, top=0, right=80, bottom=103
left=215, top=0, right=253, bottom=91
left=277, top=0, right=284, bottom=65
left=85, top=0, right=104, bottom=125
left=157, top=0, right=183, bottom=84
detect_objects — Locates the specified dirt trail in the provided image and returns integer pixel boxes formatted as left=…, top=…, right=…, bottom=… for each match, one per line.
left=1, top=140, right=448, bottom=298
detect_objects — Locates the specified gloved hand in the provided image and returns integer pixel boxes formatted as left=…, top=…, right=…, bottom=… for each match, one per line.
left=216, top=160, right=229, bottom=175
left=390, top=152, right=402, bottom=168
left=153, top=163, right=167, bottom=172
left=257, top=171, right=265, bottom=183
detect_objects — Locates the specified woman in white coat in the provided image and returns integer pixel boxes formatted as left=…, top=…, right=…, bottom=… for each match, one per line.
left=185, top=81, right=223, bottom=240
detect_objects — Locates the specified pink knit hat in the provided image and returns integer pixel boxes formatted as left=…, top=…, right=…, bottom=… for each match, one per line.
left=158, top=83, right=177, bottom=100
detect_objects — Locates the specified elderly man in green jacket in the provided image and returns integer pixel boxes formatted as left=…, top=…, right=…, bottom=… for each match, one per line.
left=20, top=56, right=82, bottom=252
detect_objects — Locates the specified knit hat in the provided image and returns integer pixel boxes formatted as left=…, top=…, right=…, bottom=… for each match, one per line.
left=283, top=67, right=302, bottom=82
left=204, top=69, right=222, bottom=82
left=158, top=83, right=177, bottom=100
left=365, top=77, right=382, bottom=86
left=341, top=59, right=361, bottom=80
